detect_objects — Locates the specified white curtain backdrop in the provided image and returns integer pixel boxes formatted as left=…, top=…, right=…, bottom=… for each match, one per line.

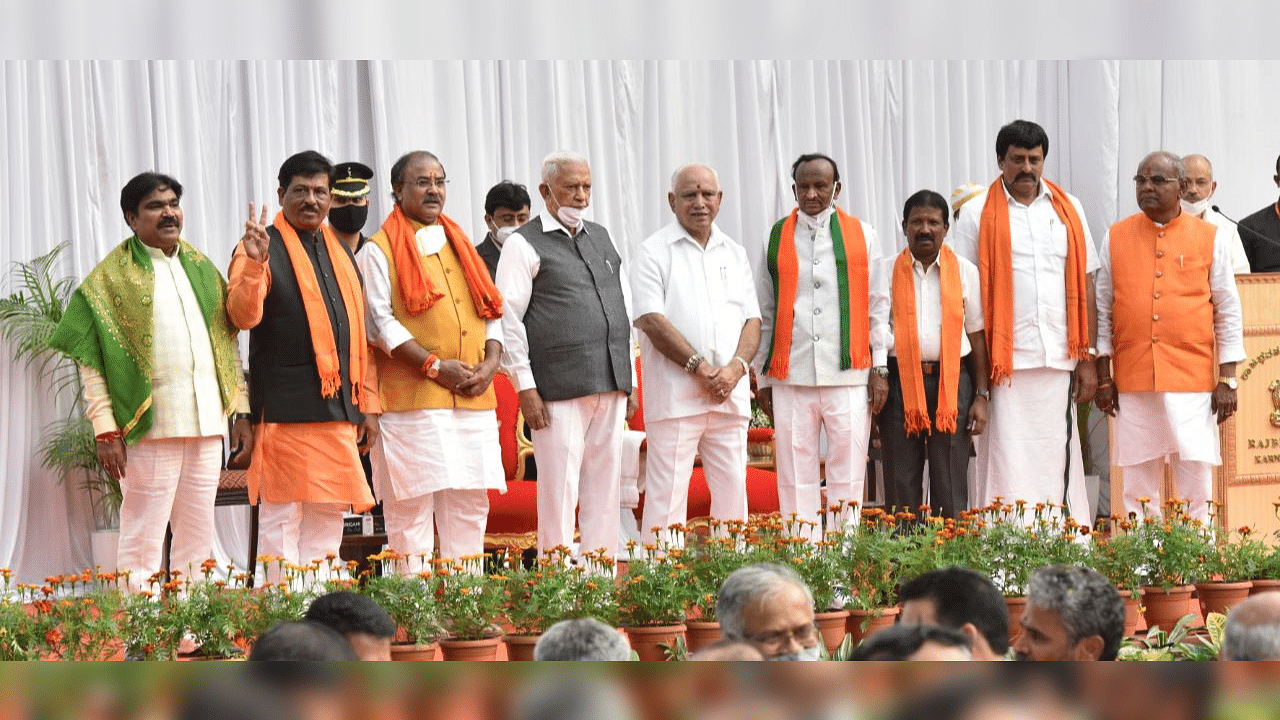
left=2, top=60, right=1278, bottom=581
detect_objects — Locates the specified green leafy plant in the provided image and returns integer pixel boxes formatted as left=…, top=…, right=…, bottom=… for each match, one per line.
left=1131, top=498, right=1209, bottom=590
left=615, top=542, right=694, bottom=627
left=119, top=591, right=185, bottom=660
left=433, top=555, right=506, bottom=641
left=502, top=548, right=618, bottom=634
left=361, top=572, right=439, bottom=646
left=1117, top=612, right=1225, bottom=661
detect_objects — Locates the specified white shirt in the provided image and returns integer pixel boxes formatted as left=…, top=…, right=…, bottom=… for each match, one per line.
left=355, top=224, right=502, bottom=355
left=1095, top=213, right=1246, bottom=365
left=630, top=221, right=761, bottom=422
left=82, top=245, right=248, bottom=438
left=755, top=206, right=881, bottom=387
left=496, top=211, right=636, bottom=393
left=950, top=181, right=1100, bottom=372
left=1201, top=208, right=1252, bottom=275
left=868, top=251, right=984, bottom=366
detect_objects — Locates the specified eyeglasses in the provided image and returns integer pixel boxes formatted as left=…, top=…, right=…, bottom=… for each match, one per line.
left=412, top=177, right=449, bottom=190
left=1132, top=175, right=1179, bottom=187
left=746, top=622, right=820, bottom=648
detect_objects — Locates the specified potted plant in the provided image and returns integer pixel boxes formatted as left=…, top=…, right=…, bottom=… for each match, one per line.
left=120, top=590, right=186, bottom=660
left=682, top=525, right=753, bottom=652
left=433, top=555, right=506, bottom=660
left=179, top=572, right=251, bottom=660
left=1132, top=498, right=1207, bottom=632
left=843, top=508, right=913, bottom=644
left=362, top=553, right=441, bottom=661
left=615, top=540, right=693, bottom=660
left=1087, top=516, right=1147, bottom=636
left=1194, top=523, right=1264, bottom=616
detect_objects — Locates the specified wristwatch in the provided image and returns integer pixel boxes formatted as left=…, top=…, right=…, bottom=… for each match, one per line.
left=974, top=389, right=990, bottom=399
left=426, top=357, right=441, bottom=379
left=872, top=366, right=889, bottom=378
left=1219, top=376, right=1238, bottom=390
left=1081, top=347, right=1099, bottom=361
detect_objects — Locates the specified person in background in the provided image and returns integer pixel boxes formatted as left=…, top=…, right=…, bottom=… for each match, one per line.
left=304, top=590, right=396, bottom=661
left=476, top=180, right=532, bottom=278
left=533, top=618, right=633, bottom=661
left=1012, top=565, right=1124, bottom=661
left=898, top=566, right=1009, bottom=660
left=1236, top=153, right=1280, bottom=272
left=1180, top=154, right=1250, bottom=273
left=328, top=161, right=374, bottom=254
left=717, top=562, right=821, bottom=661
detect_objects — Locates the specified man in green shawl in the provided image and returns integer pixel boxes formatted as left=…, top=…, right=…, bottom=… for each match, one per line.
left=50, top=172, right=251, bottom=591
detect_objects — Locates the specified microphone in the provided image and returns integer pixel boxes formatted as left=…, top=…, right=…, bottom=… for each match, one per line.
left=1212, top=205, right=1280, bottom=251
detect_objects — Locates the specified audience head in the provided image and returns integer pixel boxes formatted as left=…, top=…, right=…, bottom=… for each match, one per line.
left=717, top=562, right=820, bottom=660
left=277, top=150, right=334, bottom=233
left=1013, top=565, right=1124, bottom=661
left=178, top=674, right=299, bottom=720
left=900, top=566, right=1009, bottom=660
left=120, top=172, right=184, bottom=250
left=1221, top=591, right=1280, bottom=660
left=849, top=623, right=972, bottom=661
left=995, top=120, right=1049, bottom=201
left=390, top=150, right=447, bottom=225
left=304, top=591, right=396, bottom=661
left=512, top=676, right=636, bottom=720
left=540, top=151, right=592, bottom=228
left=668, top=163, right=722, bottom=241
left=248, top=619, right=357, bottom=661
left=1135, top=151, right=1185, bottom=222
left=791, top=153, right=842, bottom=218
left=1180, top=154, right=1216, bottom=217
left=689, top=638, right=766, bottom=661
left=532, top=617, right=632, bottom=661
left=950, top=182, right=985, bottom=220
left=483, top=180, right=532, bottom=243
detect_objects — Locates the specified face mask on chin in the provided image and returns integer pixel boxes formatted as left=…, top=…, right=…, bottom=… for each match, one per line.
left=769, top=643, right=823, bottom=661
left=1180, top=197, right=1211, bottom=217
left=548, top=190, right=587, bottom=230
left=328, top=204, right=369, bottom=234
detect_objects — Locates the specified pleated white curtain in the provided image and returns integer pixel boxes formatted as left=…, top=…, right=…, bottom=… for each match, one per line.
left=2, top=60, right=1278, bottom=582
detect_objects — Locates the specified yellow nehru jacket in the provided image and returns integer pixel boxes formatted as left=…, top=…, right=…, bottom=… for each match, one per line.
left=369, top=229, right=496, bottom=412
left=1109, top=212, right=1217, bottom=394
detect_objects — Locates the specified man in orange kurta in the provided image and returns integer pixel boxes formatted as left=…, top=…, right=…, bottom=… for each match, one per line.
left=227, top=151, right=378, bottom=581
left=1095, top=151, right=1245, bottom=522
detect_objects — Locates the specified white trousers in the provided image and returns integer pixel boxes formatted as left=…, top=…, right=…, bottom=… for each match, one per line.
left=257, top=501, right=346, bottom=584
left=772, top=384, right=871, bottom=536
left=381, top=489, right=490, bottom=573
left=1122, top=456, right=1214, bottom=522
left=117, top=436, right=223, bottom=589
left=641, top=412, right=749, bottom=545
left=531, top=391, right=626, bottom=558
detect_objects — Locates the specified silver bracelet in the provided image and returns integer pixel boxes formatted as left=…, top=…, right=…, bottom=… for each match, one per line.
left=732, top=356, right=750, bottom=373
left=685, top=353, right=706, bottom=373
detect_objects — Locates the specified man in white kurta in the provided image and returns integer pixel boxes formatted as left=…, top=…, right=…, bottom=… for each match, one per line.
left=1181, top=154, right=1251, bottom=275
left=950, top=120, right=1098, bottom=526
left=356, top=151, right=506, bottom=572
left=1095, top=152, right=1245, bottom=523
left=631, top=164, right=761, bottom=545
left=756, top=154, right=880, bottom=537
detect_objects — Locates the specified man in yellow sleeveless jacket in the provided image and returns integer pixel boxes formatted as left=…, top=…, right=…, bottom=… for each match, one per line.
left=1095, top=151, right=1245, bottom=522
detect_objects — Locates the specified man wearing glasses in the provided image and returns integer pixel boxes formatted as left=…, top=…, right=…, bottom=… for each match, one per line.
left=716, top=563, right=821, bottom=660
left=1094, top=152, right=1244, bottom=522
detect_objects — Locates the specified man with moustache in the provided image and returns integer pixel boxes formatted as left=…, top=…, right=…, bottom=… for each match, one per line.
left=227, top=150, right=377, bottom=578
left=868, top=190, right=989, bottom=518
left=356, top=151, right=506, bottom=569
left=475, top=181, right=532, bottom=278
left=328, top=161, right=374, bottom=255
left=1180, top=154, right=1250, bottom=273
left=1237, top=153, right=1280, bottom=272
left=630, top=163, right=760, bottom=544
left=756, top=153, right=880, bottom=535
left=496, top=150, right=635, bottom=560
left=1095, top=152, right=1244, bottom=522
left=951, top=119, right=1098, bottom=526
left=50, top=172, right=251, bottom=589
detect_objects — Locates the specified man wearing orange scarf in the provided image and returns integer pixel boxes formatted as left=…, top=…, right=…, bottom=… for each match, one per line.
left=355, top=151, right=506, bottom=571
left=228, top=151, right=378, bottom=583
left=1095, top=152, right=1244, bottom=523
left=951, top=120, right=1098, bottom=527
left=756, top=153, right=881, bottom=536
left=868, top=191, right=990, bottom=519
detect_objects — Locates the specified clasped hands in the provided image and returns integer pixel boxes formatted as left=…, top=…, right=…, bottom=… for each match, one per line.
left=431, top=358, right=499, bottom=398
left=693, top=358, right=745, bottom=403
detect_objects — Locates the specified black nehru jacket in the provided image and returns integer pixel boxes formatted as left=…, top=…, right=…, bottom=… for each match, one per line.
left=475, top=232, right=501, bottom=279
left=248, top=224, right=365, bottom=425
left=1237, top=202, right=1280, bottom=272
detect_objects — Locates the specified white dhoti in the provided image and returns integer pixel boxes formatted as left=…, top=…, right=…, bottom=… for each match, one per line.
left=772, top=384, right=872, bottom=537
left=531, top=391, right=626, bottom=559
left=117, top=436, right=223, bottom=589
left=1114, top=391, right=1218, bottom=522
left=641, top=411, right=749, bottom=545
left=371, top=408, right=506, bottom=572
left=974, top=367, right=1090, bottom=526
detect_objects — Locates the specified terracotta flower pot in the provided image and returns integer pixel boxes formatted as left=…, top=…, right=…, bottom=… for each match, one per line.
left=846, top=607, right=899, bottom=647
left=1195, top=581, right=1253, bottom=617
left=683, top=621, right=722, bottom=653
left=438, top=635, right=503, bottom=661
left=626, top=624, right=687, bottom=661
left=1004, top=596, right=1028, bottom=644
left=1116, top=590, right=1143, bottom=637
left=389, top=642, right=438, bottom=661
left=814, top=610, right=851, bottom=655
left=504, top=634, right=541, bottom=662
left=1249, top=578, right=1280, bottom=596
left=1141, top=586, right=1196, bottom=632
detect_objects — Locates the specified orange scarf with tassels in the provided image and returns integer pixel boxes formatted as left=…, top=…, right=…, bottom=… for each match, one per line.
left=273, top=212, right=368, bottom=408
left=764, top=207, right=870, bottom=380
left=977, top=178, right=1089, bottom=385
left=380, top=206, right=503, bottom=319
left=892, top=245, right=964, bottom=435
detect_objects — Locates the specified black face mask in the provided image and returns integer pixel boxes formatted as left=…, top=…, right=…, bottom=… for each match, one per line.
left=328, top=204, right=369, bottom=234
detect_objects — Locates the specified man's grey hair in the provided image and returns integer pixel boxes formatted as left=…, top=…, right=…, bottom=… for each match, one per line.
left=716, top=562, right=814, bottom=640
left=1026, top=565, right=1125, bottom=661
left=1139, top=150, right=1186, bottom=180
left=541, top=150, right=590, bottom=183
left=669, top=163, right=721, bottom=191
left=1222, top=593, right=1280, bottom=660
left=512, top=677, right=636, bottom=720
left=532, top=617, right=631, bottom=661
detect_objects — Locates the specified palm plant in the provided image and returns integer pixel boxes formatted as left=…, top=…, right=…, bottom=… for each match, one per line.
left=0, top=245, right=120, bottom=527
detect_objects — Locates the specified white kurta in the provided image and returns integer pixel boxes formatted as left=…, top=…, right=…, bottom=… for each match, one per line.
left=868, top=251, right=985, bottom=365
left=1202, top=208, right=1251, bottom=275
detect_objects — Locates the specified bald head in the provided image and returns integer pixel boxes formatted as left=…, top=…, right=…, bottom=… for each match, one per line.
left=668, top=163, right=722, bottom=243
left=1222, top=592, right=1280, bottom=660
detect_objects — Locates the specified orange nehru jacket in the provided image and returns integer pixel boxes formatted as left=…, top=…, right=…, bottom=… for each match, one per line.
left=369, top=231, right=496, bottom=412
left=1109, top=212, right=1217, bottom=393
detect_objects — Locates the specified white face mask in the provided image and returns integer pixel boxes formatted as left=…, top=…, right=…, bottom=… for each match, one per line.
left=769, top=642, right=823, bottom=661
left=493, top=225, right=517, bottom=245
left=555, top=204, right=586, bottom=229
left=1181, top=196, right=1211, bottom=217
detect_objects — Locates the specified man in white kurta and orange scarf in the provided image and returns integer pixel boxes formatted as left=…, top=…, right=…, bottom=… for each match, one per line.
left=1095, top=151, right=1244, bottom=523
left=756, top=153, right=881, bottom=536
left=951, top=120, right=1098, bottom=526
left=356, top=151, right=506, bottom=571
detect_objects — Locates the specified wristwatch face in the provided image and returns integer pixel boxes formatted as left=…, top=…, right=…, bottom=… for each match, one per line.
left=427, top=364, right=439, bottom=379
left=1222, top=377, right=1237, bottom=389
